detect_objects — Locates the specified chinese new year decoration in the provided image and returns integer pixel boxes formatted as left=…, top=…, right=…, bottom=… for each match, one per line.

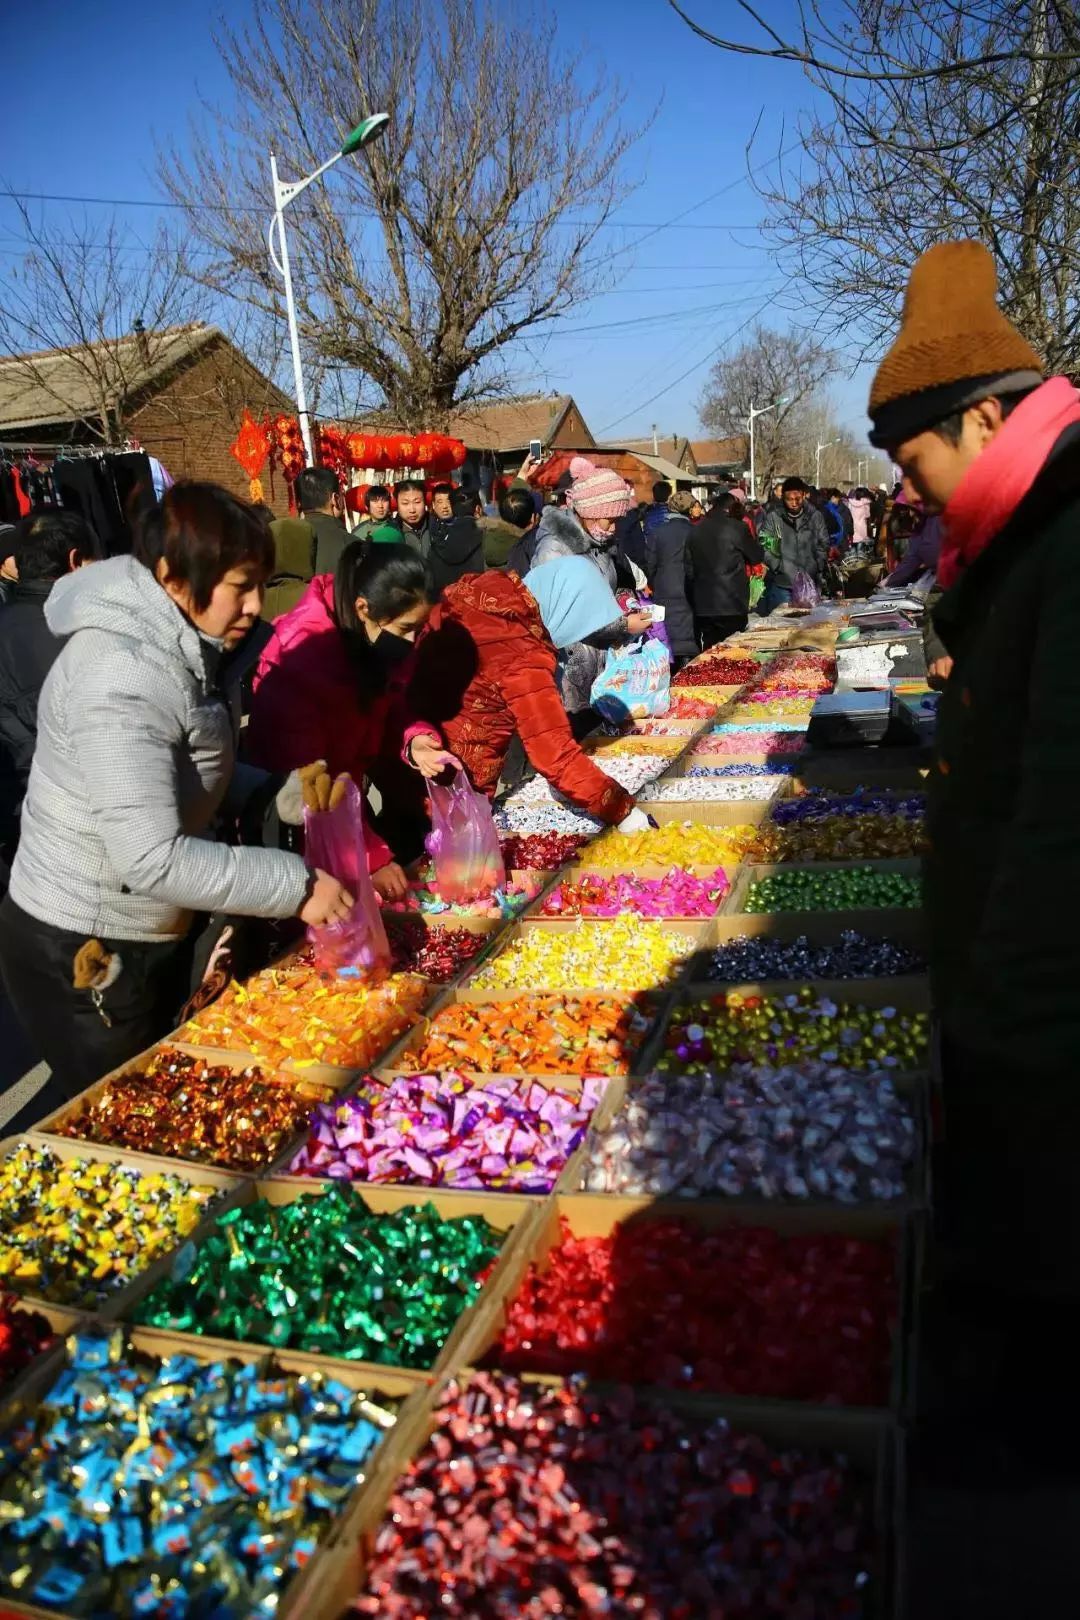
left=229, top=409, right=271, bottom=503
left=271, top=415, right=306, bottom=507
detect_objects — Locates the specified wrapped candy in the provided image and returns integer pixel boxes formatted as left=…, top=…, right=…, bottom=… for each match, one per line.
left=0, top=1293, right=54, bottom=1388
left=47, top=1046, right=334, bottom=1172
left=541, top=866, right=729, bottom=918
left=354, top=1373, right=875, bottom=1618
left=692, top=731, right=808, bottom=757
left=0, top=1329, right=398, bottom=1615
left=658, top=990, right=929, bottom=1072
left=688, top=759, right=799, bottom=776
left=637, top=775, right=787, bottom=801
left=581, top=820, right=759, bottom=869
left=705, top=929, right=926, bottom=981
left=0, top=1142, right=217, bottom=1306
left=401, top=995, right=655, bottom=1076
left=133, top=1184, right=503, bottom=1368
left=287, top=1071, right=604, bottom=1192
left=772, top=789, right=927, bottom=824
left=749, top=814, right=927, bottom=862
left=673, top=657, right=759, bottom=686
left=667, top=692, right=727, bottom=717
left=497, top=831, right=590, bottom=870
left=582, top=734, right=686, bottom=758
left=583, top=1062, right=916, bottom=1201
left=384, top=918, right=489, bottom=982
left=179, top=964, right=430, bottom=1070
left=505, top=754, right=662, bottom=797
left=752, top=651, right=836, bottom=691
left=382, top=862, right=543, bottom=921
left=469, top=916, right=699, bottom=993
left=744, top=867, right=923, bottom=913
left=497, top=1216, right=895, bottom=1403
left=493, top=803, right=603, bottom=838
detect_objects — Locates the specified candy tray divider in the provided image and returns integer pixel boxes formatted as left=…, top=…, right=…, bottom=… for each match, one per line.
left=0, top=1132, right=244, bottom=1324
left=0, top=1322, right=438, bottom=1620
left=322, top=1367, right=903, bottom=1620
left=109, top=1177, right=546, bottom=1389
left=462, top=1190, right=915, bottom=1421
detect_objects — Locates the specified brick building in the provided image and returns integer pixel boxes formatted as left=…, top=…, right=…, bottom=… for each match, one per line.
left=0, top=324, right=292, bottom=501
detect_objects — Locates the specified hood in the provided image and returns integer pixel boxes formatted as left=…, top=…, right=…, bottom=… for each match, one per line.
left=535, top=505, right=596, bottom=556
left=270, top=572, right=338, bottom=648
left=269, top=517, right=314, bottom=579
left=438, top=569, right=548, bottom=649
left=523, top=555, right=622, bottom=650
left=44, top=554, right=214, bottom=686
left=848, top=497, right=871, bottom=518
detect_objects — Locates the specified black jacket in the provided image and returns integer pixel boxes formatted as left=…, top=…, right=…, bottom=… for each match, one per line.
left=427, top=516, right=486, bottom=593
left=759, top=503, right=830, bottom=587
left=643, top=512, right=696, bottom=657
left=306, top=510, right=352, bottom=577
left=687, top=510, right=764, bottom=617
left=926, top=425, right=1080, bottom=1074
left=0, top=578, right=63, bottom=859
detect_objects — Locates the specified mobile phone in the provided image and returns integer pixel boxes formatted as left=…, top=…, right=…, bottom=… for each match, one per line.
left=529, top=439, right=543, bottom=462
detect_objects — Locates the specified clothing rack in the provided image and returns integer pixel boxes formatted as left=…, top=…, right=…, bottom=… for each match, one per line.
left=0, top=442, right=133, bottom=458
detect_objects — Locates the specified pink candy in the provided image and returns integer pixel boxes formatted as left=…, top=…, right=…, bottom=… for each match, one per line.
left=693, top=730, right=808, bottom=757
left=541, top=866, right=730, bottom=919
left=287, top=1071, right=604, bottom=1193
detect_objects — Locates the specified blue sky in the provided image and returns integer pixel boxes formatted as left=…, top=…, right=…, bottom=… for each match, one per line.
left=0, top=0, right=877, bottom=449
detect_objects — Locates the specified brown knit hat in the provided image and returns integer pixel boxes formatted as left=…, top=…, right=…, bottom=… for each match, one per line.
left=868, top=241, right=1043, bottom=448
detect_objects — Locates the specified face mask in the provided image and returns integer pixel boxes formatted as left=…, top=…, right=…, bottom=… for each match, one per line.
left=373, top=628, right=414, bottom=666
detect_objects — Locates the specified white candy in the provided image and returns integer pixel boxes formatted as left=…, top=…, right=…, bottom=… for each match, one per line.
left=494, top=802, right=603, bottom=836
left=637, top=777, right=788, bottom=802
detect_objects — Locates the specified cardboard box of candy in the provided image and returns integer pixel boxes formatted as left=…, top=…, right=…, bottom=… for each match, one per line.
left=468, top=914, right=710, bottom=995
left=111, top=1178, right=543, bottom=1386
left=682, top=906, right=927, bottom=978
left=321, top=1367, right=905, bottom=1620
left=0, top=1321, right=433, bottom=1620
left=468, top=1191, right=914, bottom=1417
left=0, top=1135, right=243, bottom=1322
left=728, top=858, right=923, bottom=923
left=529, top=866, right=734, bottom=921
left=376, top=987, right=669, bottom=1081
left=266, top=1068, right=629, bottom=1200
left=633, top=794, right=786, bottom=825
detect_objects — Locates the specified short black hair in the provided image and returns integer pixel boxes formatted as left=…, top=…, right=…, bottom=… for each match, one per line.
left=431, top=482, right=455, bottom=498
left=365, top=485, right=390, bottom=510
left=394, top=479, right=426, bottom=497
left=450, top=486, right=480, bottom=518
left=13, top=508, right=101, bottom=582
left=296, top=467, right=339, bottom=512
left=782, top=476, right=809, bottom=496
left=708, top=492, right=736, bottom=516
left=652, top=480, right=673, bottom=502
left=498, top=487, right=535, bottom=530
left=134, top=482, right=274, bottom=612
left=931, top=387, right=1037, bottom=447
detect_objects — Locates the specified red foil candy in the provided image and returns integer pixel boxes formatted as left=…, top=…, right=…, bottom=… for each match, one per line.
left=384, top=917, right=487, bottom=982
left=499, top=832, right=591, bottom=870
left=0, top=1292, right=54, bottom=1388
left=353, top=1371, right=876, bottom=1618
left=674, top=657, right=760, bottom=688
left=496, top=1217, right=895, bottom=1404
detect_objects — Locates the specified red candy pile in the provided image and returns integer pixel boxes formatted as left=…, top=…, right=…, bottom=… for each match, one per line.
left=0, top=1293, right=54, bottom=1387
left=498, top=832, right=590, bottom=870
left=355, top=1371, right=876, bottom=1619
left=385, top=918, right=487, bottom=982
left=674, top=657, right=759, bottom=688
left=497, top=1218, right=895, bottom=1404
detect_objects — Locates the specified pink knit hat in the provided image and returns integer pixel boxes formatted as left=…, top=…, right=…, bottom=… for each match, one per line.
left=566, top=457, right=633, bottom=521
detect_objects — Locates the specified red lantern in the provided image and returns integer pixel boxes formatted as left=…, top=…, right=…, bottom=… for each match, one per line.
left=449, top=438, right=467, bottom=470
left=229, top=409, right=271, bottom=502
left=346, top=433, right=369, bottom=469
left=414, top=435, right=435, bottom=467
left=396, top=435, right=415, bottom=464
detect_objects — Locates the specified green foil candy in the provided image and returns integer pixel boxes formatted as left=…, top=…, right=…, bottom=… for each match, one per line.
left=133, top=1184, right=503, bottom=1369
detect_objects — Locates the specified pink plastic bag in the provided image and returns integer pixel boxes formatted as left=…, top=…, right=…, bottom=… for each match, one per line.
left=425, top=770, right=506, bottom=904
left=303, top=777, right=390, bottom=977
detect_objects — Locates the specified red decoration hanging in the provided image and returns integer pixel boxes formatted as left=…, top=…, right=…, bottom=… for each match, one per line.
left=229, top=409, right=271, bottom=503
left=316, top=424, right=350, bottom=486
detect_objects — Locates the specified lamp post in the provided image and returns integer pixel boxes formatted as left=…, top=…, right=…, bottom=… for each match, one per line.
left=269, top=113, right=390, bottom=468
left=747, top=397, right=788, bottom=500
left=815, top=437, right=841, bottom=487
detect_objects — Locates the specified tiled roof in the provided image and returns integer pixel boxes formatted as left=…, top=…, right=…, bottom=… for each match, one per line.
left=443, top=393, right=577, bottom=451
left=0, top=323, right=222, bottom=432
left=691, top=435, right=747, bottom=467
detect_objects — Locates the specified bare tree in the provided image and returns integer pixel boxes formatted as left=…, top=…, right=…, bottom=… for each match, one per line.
left=670, top=0, right=1080, bottom=371
left=698, top=324, right=832, bottom=491
left=160, top=0, right=644, bottom=429
left=0, top=196, right=206, bottom=442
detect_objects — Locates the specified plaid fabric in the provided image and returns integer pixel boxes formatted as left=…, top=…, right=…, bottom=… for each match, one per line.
left=11, top=557, right=308, bottom=942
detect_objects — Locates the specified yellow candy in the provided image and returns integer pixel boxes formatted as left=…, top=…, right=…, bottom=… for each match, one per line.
left=470, top=916, right=698, bottom=993
left=580, top=822, right=760, bottom=871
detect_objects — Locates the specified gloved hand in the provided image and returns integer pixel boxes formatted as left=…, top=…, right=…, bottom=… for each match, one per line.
left=276, top=761, right=327, bottom=826
left=616, top=806, right=652, bottom=834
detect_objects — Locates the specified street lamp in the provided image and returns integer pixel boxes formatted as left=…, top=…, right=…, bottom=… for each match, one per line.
left=815, top=437, right=841, bottom=487
left=269, top=113, right=390, bottom=468
left=747, top=397, right=788, bottom=501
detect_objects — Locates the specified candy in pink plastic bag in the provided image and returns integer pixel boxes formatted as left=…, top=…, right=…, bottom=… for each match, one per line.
left=425, top=770, right=506, bottom=904
left=791, top=569, right=821, bottom=609
left=303, top=776, right=390, bottom=977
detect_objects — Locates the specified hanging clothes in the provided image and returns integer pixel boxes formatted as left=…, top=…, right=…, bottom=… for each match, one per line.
left=52, top=458, right=124, bottom=556
left=147, top=456, right=174, bottom=500
left=106, top=451, right=154, bottom=550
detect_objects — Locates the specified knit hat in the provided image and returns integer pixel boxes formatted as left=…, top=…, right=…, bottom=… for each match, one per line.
left=566, top=457, right=633, bottom=522
left=868, top=241, right=1043, bottom=448
left=668, top=490, right=696, bottom=515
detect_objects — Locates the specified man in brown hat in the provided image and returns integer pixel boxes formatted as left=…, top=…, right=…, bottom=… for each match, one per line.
left=869, top=239, right=1080, bottom=1432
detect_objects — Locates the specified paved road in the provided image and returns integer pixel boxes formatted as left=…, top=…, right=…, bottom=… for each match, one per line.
left=0, top=991, right=47, bottom=1129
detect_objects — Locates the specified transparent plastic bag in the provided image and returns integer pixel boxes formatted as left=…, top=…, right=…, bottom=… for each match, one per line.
left=791, top=569, right=821, bottom=609
left=302, top=776, right=390, bottom=977
left=590, top=637, right=671, bottom=722
left=426, top=769, right=506, bottom=904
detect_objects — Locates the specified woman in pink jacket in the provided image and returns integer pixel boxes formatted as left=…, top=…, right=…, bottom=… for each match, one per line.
left=246, top=541, right=455, bottom=900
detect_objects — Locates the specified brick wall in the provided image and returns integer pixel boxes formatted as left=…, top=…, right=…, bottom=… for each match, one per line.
left=130, top=338, right=292, bottom=507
